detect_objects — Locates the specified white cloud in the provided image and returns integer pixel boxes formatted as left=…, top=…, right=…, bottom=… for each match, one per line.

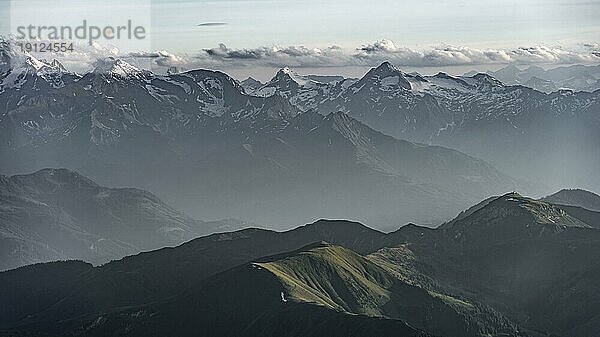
left=195, top=40, right=600, bottom=69
left=201, top=43, right=346, bottom=67
left=355, top=40, right=598, bottom=66
left=4, top=36, right=599, bottom=74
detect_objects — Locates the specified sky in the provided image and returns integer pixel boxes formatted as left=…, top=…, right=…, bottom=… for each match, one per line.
left=1, top=0, right=599, bottom=80
left=149, top=0, right=600, bottom=51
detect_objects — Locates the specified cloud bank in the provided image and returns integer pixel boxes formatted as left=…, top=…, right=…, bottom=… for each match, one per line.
left=5, top=37, right=599, bottom=74
left=160, top=40, right=600, bottom=71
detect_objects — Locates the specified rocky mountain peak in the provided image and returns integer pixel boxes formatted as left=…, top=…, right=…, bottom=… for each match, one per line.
left=357, top=62, right=411, bottom=90
left=273, top=66, right=306, bottom=85
left=92, top=57, right=145, bottom=79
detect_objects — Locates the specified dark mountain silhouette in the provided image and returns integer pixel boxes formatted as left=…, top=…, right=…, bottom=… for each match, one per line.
left=1, top=193, right=600, bottom=336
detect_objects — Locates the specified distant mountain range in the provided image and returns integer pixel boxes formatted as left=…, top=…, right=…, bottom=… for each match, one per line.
left=247, top=62, right=600, bottom=193
left=0, top=42, right=521, bottom=229
left=0, top=168, right=254, bottom=271
left=473, top=64, right=600, bottom=93
left=2, top=192, right=600, bottom=337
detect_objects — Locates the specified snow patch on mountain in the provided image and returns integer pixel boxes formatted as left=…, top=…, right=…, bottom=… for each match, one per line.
left=93, top=57, right=146, bottom=80
left=0, top=46, right=70, bottom=90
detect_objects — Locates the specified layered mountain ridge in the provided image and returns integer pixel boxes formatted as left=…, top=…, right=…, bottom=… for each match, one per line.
left=0, top=44, right=520, bottom=229
left=2, top=192, right=600, bottom=336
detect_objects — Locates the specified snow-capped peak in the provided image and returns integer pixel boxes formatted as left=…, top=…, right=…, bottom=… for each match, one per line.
left=0, top=39, right=66, bottom=74
left=23, top=55, right=47, bottom=70
left=355, top=61, right=412, bottom=90
left=48, top=59, right=67, bottom=72
left=376, top=61, right=398, bottom=73
left=471, top=73, right=504, bottom=87
left=372, top=62, right=407, bottom=79
left=34, top=59, right=68, bottom=75
left=241, top=76, right=262, bottom=86
left=280, top=67, right=293, bottom=75
left=0, top=42, right=73, bottom=89
left=431, top=72, right=470, bottom=86
left=240, top=76, right=263, bottom=93
left=274, top=67, right=307, bottom=85
left=93, top=57, right=144, bottom=79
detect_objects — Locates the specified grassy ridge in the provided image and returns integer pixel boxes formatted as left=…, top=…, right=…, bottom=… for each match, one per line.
left=259, top=242, right=519, bottom=337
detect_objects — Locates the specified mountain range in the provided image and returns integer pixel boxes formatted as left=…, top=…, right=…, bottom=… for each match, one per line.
left=475, top=64, right=600, bottom=93
left=2, top=40, right=600, bottom=336
left=0, top=42, right=523, bottom=229
left=0, top=168, right=253, bottom=271
left=248, top=62, right=600, bottom=193
left=1, top=191, right=600, bottom=337
left=2, top=9, right=600, bottom=335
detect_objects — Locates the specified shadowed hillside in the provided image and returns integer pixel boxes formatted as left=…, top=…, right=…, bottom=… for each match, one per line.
left=1, top=192, right=600, bottom=336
